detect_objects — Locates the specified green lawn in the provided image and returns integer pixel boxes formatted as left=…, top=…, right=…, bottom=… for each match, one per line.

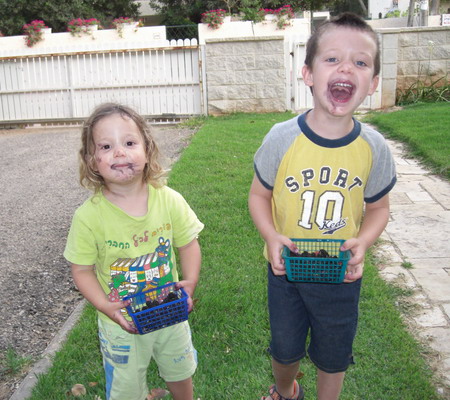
left=363, top=102, right=450, bottom=179
left=28, top=109, right=443, bottom=399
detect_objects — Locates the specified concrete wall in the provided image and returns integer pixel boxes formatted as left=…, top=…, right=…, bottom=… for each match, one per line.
left=0, top=26, right=167, bottom=56
left=198, top=19, right=310, bottom=44
left=1, top=22, right=448, bottom=115
left=205, top=37, right=286, bottom=115
left=368, top=15, right=442, bottom=28
left=203, top=25, right=449, bottom=113
left=378, top=26, right=449, bottom=96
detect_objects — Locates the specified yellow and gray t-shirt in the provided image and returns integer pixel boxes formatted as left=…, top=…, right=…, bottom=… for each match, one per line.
left=254, top=112, right=396, bottom=244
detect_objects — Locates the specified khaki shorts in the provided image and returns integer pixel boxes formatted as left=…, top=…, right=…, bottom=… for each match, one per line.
left=98, top=318, right=197, bottom=400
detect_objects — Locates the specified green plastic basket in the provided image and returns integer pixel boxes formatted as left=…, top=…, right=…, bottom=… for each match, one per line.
left=282, top=239, right=350, bottom=283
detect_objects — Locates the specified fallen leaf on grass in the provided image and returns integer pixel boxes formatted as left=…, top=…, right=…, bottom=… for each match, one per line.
left=71, top=383, right=87, bottom=396
left=147, top=388, right=170, bottom=399
left=296, top=370, right=304, bottom=379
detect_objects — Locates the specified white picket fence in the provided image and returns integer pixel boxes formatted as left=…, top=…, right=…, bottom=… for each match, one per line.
left=0, top=39, right=205, bottom=124
left=0, top=26, right=384, bottom=126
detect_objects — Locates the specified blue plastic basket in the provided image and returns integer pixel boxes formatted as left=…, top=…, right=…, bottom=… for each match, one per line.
left=124, top=282, right=188, bottom=335
left=282, top=239, right=350, bottom=283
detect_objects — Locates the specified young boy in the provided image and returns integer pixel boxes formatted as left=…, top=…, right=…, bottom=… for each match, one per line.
left=249, top=13, right=396, bottom=400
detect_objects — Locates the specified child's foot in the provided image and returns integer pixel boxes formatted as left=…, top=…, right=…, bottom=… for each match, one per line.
left=260, top=381, right=304, bottom=400
left=147, top=388, right=170, bottom=399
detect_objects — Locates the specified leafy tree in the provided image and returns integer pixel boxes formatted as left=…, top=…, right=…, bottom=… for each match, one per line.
left=329, top=0, right=369, bottom=17
left=430, top=0, right=440, bottom=15
left=0, top=0, right=139, bottom=36
left=0, top=0, right=28, bottom=35
left=149, top=0, right=334, bottom=25
left=149, top=0, right=221, bottom=25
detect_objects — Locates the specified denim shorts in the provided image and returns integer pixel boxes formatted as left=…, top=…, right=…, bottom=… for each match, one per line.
left=267, top=264, right=362, bottom=373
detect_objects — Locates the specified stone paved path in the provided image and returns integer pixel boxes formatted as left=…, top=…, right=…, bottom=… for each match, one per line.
left=374, top=139, right=450, bottom=396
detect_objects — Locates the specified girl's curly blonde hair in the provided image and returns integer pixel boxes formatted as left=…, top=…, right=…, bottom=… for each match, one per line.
left=79, top=103, right=167, bottom=192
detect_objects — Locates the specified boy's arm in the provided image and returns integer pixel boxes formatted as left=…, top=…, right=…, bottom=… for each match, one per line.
left=248, top=175, right=298, bottom=275
left=71, top=264, right=137, bottom=333
left=342, top=193, right=390, bottom=282
left=176, top=238, right=201, bottom=312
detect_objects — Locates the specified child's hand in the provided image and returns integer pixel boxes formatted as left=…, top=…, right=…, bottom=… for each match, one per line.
left=175, top=280, right=196, bottom=312
left=341, top=238, right=366, bottom=282
left=343, top=262, right=363, bottom=282
left=267, top=233, right=297, bottom=275
left=104, top=299, right=138, bottom=334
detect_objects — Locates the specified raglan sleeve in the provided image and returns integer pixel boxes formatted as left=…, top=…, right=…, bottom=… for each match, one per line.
left=364, top=128, right=397, bottom=203
left=253, top=126, right=284, bottom=191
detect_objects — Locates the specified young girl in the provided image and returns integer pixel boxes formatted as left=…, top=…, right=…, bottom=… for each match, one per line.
left=64, top=103, right=203, bottom=400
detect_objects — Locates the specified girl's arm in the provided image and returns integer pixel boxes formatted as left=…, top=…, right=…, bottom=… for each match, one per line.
left=248, top=175, right=297, bottom=275
left=176, top=238, right=201, bottom=312
left=71, top=264, right=137, bottom=333
left=342, top=193, right=390, bottom=282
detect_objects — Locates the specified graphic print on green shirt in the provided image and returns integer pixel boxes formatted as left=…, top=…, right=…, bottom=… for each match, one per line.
left=107, top=236, right=174, bottom=305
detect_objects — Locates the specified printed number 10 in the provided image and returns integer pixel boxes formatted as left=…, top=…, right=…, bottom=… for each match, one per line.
left=298, top=190, right=344, bottom=229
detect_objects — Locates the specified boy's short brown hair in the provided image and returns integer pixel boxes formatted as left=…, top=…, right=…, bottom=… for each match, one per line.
left=79, top=103, right=167, bottom=193
left=305, top=12, right=380, bottom=77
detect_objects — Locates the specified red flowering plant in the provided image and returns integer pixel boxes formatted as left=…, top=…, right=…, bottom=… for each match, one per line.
left=274, top=5, right=295, bottom=29
left=68, top=18, right=100, bottom=37
left=111, top=17, right=140, bottom=37
left=201, top=9, right=227, bottom=29
left=23, top=20, right=48, bottom=47
left=259, top=8, right=275, bottom=17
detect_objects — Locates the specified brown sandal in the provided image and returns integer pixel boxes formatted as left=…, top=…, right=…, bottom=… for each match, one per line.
left=260, top=381, right=304, bottom=400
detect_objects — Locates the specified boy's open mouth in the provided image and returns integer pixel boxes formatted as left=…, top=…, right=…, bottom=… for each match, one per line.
left=329, top=81, right=354, bottom=102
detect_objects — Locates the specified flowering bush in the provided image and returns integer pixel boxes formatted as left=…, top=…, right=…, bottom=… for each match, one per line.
left=85, top=18, right=101, bottom=26
left=259, top=5, right=295, bottom=29
left=274, top=5, right=295, bottom=29
left=111, top=17, right=140, bottom=37
left=23, top=20, right=48, bottom=47
left=259, top=8, right=275, bottom=16
left=201, top=9, right=227, bottom=29
left=68, top=18, right=100, bottom=37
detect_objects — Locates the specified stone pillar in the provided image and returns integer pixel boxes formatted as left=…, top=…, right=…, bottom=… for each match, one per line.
left=379, top=30, right=399, bottom=108
left=204, top=36, right=286, bottom=115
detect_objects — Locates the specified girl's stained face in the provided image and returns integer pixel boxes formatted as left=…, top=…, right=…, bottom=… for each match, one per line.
left=302, top=26, right=379, bottom=118
left=92, top=114, right=147, bottom=185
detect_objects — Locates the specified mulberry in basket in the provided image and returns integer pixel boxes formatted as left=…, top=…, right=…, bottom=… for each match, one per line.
left=282, top=239, right=350, bottom=283
left=124, top=282, right=188, bottom=334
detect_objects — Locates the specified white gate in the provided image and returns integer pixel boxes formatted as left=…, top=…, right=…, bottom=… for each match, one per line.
left=0, top=39, right=205, bottom=124
left=288, top=40, right=382, bottom=112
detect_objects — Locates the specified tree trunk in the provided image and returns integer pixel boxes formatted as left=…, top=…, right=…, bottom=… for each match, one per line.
left=407, top=0, right=415, bottom=26
left=420, top=0, right=429, bottom=26
left=430, top=0, right=440, bottom=15
left=356, top=0, right=368, bottom=17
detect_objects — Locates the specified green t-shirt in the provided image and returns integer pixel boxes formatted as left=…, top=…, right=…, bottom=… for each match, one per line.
left=64, top=184, right=204, bottom=322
